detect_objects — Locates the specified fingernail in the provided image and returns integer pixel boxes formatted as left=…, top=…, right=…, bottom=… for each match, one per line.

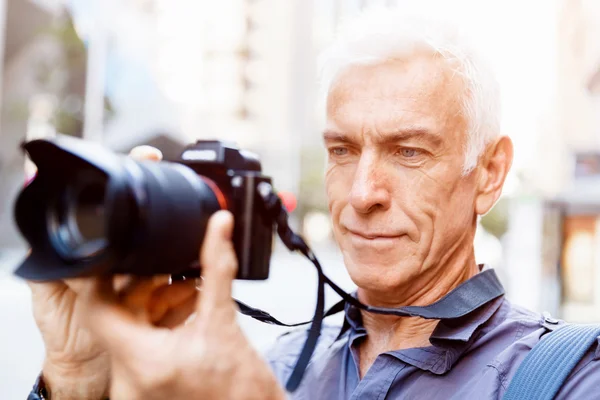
left=212, top=211, right=234, bottom=238
left=130, top=146, right=163, bottom=161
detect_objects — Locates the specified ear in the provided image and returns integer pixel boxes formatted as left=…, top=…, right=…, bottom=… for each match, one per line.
left=475, top=136, right=513, bottom=215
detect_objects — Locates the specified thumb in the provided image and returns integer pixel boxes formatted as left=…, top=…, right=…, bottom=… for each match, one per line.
left=197, top=211, right=238, bottom=315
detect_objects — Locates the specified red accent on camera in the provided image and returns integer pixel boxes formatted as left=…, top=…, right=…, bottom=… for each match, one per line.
left=278, top=191, right=297, bottom=213
left=199, top=176, right=228, bottom=210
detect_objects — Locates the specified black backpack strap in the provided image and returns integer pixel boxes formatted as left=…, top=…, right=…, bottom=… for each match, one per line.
left=503, top=323, right=600, bottom=400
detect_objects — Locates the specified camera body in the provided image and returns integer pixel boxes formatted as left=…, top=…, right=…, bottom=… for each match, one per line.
left=176, top=140, right=273, bottom=280
left=13, top=136, right=274, bottom=281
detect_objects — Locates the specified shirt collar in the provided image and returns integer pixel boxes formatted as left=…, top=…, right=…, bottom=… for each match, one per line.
left=339, top=265, right=506, bottom=374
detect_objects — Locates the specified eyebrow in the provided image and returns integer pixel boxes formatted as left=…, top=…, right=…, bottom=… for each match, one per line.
left=322, top=131, right=354, bottom=144
left=323, top=127, right=443, bottom=148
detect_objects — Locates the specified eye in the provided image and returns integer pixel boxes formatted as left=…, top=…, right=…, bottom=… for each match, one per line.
left=330, top=147, right=349, bottom=157
left=399, top=148, right=420, bottom=157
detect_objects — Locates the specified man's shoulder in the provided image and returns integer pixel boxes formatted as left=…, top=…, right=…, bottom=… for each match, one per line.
left=487, top=299, right=569, bottom=361
left=485, top=300, right=600, bottom=398
left=502, top=299, right=547, bottom=326
left=487, top=298, right=556, bottom=343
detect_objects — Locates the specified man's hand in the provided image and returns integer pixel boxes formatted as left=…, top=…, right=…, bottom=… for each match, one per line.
left=28, top=146, right=200, bottom=399
left=80, top=211, right=286, bottom=400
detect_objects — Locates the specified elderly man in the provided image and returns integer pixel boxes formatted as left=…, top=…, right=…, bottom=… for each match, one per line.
left=26, top=7, right=600, bottom=400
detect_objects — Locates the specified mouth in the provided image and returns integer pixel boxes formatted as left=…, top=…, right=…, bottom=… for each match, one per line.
left=346, top=228, right=402, bottom=241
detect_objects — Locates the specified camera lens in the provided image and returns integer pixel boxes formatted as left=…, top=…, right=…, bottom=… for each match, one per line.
left=47, top=175, right=108, bottom=260
left=14, top=137, right=274, bottom=281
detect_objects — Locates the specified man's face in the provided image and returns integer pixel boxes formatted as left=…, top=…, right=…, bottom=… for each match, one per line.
left=324, top=53, right=481, bottom=295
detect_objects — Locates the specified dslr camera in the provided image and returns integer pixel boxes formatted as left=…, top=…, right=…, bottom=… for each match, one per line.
left=14, top=136, right=274, bottom=281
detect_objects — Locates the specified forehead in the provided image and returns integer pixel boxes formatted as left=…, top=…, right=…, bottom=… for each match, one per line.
left=326, top=53, right=467, bottom=141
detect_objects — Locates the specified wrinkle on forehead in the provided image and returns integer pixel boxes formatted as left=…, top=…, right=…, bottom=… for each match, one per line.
left=325, top=52, right=468, bottom=151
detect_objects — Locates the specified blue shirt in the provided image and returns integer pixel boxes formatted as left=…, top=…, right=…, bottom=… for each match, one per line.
left=266, top=269, right=600, bottom=399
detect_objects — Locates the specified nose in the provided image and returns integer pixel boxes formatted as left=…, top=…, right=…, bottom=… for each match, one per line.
left=349, top=153, right=391, bottom=214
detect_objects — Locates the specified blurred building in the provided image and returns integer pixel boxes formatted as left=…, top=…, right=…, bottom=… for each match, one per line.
left=551, top=0, right=600, bottom=322
left=98, top=0, right=318, bottom=196
left=0, top=0, right=66, bottom=251
left=505, top=0, right=600, bottom=322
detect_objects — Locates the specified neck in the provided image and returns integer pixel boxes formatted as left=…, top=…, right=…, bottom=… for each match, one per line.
left=356, top=246, right=479, bottom=359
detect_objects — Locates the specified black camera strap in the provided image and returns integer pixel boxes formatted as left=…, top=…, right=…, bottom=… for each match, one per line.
left=248, top=184, right=505, bottom=392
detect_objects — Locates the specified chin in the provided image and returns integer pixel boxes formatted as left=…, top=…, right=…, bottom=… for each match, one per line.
left=341, top=249, right=421, bottom=294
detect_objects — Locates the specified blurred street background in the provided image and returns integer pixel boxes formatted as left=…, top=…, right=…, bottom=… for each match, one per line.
left=1, top=0, right=600, bottom=397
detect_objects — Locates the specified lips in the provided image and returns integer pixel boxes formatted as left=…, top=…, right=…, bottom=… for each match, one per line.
left=346, top=228, right=401, bottom=240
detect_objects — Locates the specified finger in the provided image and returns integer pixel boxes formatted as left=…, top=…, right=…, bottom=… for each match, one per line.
left=129, top=145, right=163, bottom=161
left=112, top=275, right=133, bottom=292
left=147, top=280, right=198, bottom=323
left=119, top=275, right=171, bottom=316
left=27, top=281, right=70, bottom=319
left=63, top=276, right=101, bottom=296
left=27, top=280, right=68, bottom=297
left=113, top=274, right=170, bottom=292
left=79, top=277, right=152, bottom=356
left=156, top=296, right=198, bottom=329
left=197, top=211, right=238, bottom=313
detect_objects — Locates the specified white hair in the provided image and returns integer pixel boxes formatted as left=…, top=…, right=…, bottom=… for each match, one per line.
left=318, top=4, right=501, bottom=174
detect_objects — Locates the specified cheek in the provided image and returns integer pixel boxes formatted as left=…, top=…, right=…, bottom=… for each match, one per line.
left=325, top=164, right=353, bottom=217
left=395, top=171, right=444, bottom=213
left=394, top=169, right=461, bottom=233
left=445, top=185, right=477, bottom=224
left=409, top=171, right=476, bottom=239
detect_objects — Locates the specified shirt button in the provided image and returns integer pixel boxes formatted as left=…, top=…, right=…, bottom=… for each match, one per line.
left=543, top=311, right=559, bottom=324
